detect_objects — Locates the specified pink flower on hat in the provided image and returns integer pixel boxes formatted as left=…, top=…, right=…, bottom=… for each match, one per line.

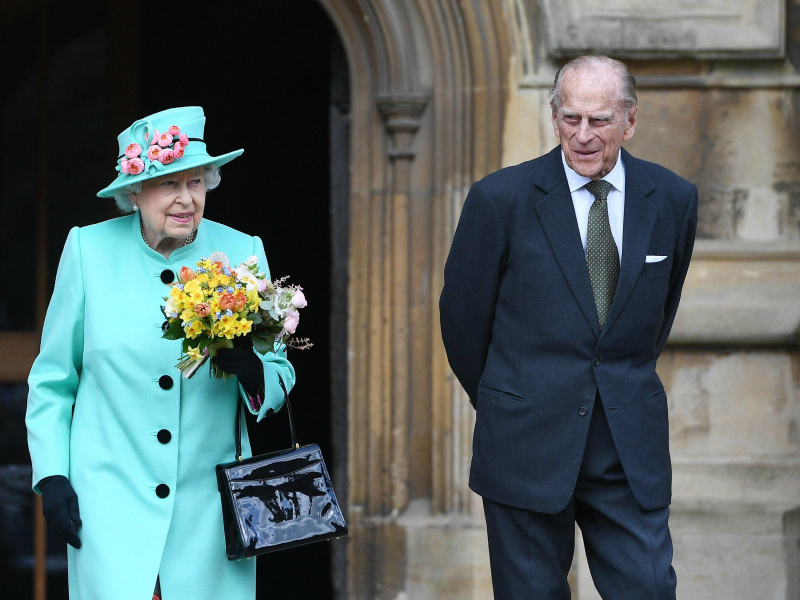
left=151, top=130, right=159, bottom=145
left=120, top=158, right=130, bottom=174
left=168, top=125, right=180, bottom=136
left=179, top=133, right=189, bottom=146
left=157, top=132, right=172, bottom=147
left=127, top=158, right=145, bottom=175
left=147, top=145, right=161, bottom=161
left=144, top=132, right=150, bottom=142
left=124, top=143, right=142, bottom=158
left=159, top=148, right=175, bottom=165
left=173, top=142, right=185, bottom=159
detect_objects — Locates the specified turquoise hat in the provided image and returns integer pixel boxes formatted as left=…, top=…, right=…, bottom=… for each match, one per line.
left=97, top=106, right=243, bottom=198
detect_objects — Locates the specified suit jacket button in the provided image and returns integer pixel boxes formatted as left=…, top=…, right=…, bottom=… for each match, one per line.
left=160, top=269, right=175, bottom=284
left=579, top=407, right=588, bottom=416
left=593, top=357, right=601, bottom=366
left=157, top=429, right=172, bottom=444
left=156, top=484, right=170, bottom=498
left=159, top=375, right=173, bottom=390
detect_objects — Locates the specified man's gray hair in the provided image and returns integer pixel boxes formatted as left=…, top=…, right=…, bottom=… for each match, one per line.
left=112, top=163, right=222, bottom=213
left=549, top=55, right=637, bottom=114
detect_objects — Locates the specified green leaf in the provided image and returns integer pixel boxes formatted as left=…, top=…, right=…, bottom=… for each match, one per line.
left=252, top=334, right=276, bottom=355
left=161, top=319, right=186, bottom=340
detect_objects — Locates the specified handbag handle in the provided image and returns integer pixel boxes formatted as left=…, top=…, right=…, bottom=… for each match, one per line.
left=235, top=373, right=297, bottom=461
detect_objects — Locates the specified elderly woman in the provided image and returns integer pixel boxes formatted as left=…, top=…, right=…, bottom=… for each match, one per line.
left=26, top=106, right=295, bottom=600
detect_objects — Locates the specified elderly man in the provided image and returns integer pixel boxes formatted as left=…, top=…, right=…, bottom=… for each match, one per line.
left=440, top=56, right=697, bottom=599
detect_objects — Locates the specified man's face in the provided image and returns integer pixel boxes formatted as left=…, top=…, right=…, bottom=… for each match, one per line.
left=551, top=66, right=637, bottom=180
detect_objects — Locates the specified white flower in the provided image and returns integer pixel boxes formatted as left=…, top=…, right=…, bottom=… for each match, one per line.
left=245, top=255, right=258, bottom=266
left=234, top=262, right=259, bottom=291
left=165, top=296, right=179, bottom=315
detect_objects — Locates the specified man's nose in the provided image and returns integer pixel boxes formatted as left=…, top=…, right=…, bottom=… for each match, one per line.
left=576, top=119, right=594, bottom=143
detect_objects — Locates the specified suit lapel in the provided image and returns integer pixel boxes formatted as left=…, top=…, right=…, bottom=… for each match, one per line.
left=534, top=148, right=601, bottom=338
left=601, top=149, right=658, bottom=335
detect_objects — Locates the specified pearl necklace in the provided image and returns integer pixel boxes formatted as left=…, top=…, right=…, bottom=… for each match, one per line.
left=140, top=217, right=197, bottom=249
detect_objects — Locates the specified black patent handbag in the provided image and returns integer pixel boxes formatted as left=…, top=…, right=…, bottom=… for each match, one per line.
left=216, top=375, right=348, bottom=560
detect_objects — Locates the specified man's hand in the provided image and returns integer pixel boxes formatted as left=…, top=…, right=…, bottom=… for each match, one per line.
left=212, top=335, right=265, bottom=396
left=39, top=475, right=82, bottom=549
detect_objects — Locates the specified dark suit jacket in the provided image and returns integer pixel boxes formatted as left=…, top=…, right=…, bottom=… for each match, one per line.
left=439, top=146, right=698, bottom=513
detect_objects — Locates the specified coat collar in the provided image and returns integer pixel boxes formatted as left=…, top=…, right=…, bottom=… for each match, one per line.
left=532, top=146, right=658, bottom=338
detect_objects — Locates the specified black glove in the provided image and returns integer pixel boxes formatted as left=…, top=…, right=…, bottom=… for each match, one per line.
left=212, top=335, right=265, bottom=396
left=39, top=475, right=82, bottom=549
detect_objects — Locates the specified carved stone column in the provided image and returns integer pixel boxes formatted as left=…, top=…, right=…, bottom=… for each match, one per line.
left=378, top=93, right=429, bottom=515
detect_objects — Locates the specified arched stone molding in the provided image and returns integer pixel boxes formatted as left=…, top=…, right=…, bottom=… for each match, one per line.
left=315, top=1, right=512, bottom=596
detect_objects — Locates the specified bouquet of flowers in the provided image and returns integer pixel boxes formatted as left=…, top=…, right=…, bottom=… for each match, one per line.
left=161, top=251, right=310, bottom=379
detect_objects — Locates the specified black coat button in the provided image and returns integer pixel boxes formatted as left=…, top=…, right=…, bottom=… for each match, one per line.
left=156, top=484, right=170, bottom=498
left=157, top=429, right=172, bottom=444
left=158, top=375, right=173, bottom=390
left=593, top=357, right=601, bottom=366
left=579, top=407, right=588, bottom=416
left=161, top=320, right=170, bottom=333
left=160, top=269, right=175, bottom=284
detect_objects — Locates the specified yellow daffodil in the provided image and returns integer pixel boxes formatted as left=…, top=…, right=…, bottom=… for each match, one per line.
left=186, top=346, right=204, bottom=362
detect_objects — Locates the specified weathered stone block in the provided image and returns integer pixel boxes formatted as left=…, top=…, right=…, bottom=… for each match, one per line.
left=538, top=0, right=785, bottom=59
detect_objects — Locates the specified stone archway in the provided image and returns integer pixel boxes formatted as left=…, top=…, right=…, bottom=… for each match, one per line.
left=314, top=1, right=512, bottom=597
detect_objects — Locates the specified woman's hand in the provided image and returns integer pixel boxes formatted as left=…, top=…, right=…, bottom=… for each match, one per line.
left=211, top=335, right=265, bottom=396
left=39, top=475, right=82, bottom=548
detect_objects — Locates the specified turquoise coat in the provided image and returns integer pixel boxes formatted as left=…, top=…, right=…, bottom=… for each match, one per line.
left=26, top=214, right=295, bottom=600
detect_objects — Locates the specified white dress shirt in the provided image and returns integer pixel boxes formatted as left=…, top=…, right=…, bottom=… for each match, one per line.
left=561, top=150, right=625, bottom=262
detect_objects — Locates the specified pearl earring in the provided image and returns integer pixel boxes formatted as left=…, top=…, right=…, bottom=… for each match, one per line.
left=133, top=205, right=139, bottom=212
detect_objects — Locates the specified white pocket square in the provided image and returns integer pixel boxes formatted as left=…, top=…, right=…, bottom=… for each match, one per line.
left=645, top=255, right=668, bottom=263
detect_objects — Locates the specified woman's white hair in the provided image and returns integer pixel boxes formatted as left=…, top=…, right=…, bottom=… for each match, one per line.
left=113, top=163, right=222, bottom=213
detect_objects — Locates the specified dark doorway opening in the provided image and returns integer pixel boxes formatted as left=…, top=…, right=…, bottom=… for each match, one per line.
left=140, top=2, right=349, bottom=599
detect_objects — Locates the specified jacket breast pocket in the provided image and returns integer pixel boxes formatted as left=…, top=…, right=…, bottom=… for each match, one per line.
left=640, top=257, right=673, bottom=279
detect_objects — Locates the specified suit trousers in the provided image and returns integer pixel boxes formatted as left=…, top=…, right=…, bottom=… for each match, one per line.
left=483, top=395, right=677, bottom=600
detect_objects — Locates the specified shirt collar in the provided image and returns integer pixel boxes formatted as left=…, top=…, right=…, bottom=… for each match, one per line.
left=561, top=149, right=625, bottom=194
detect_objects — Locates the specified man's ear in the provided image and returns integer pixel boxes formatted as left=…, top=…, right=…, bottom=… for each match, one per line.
left=623, top=105, right=638, bottom=142
left=551, top=111, right=561, bottom=138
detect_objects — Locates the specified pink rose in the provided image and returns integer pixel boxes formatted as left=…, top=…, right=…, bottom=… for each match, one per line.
left=283, top=309, right=300, bottom=335
left=179, top=133, right=189, bottom=146
left=127, top=158, right=145, bottom=175
left=151, top=130, right=159, bottom=144
left=257, top=279, right=268, bottom=293
left=124, top=143, right=142, bottom=158
left=291, top=290, right=307, bottom=308
left=168, top=125, right=181, bottom=136
left=159, top=148, right=175, bottom=165
left=147, top=145, right=161, bottom=161
left=144, top=132, right=150, bottom=142
left=157, top=132, right=172, bottom=147
left=173, top=142, right=185, bottom=159
left=120, top=158, right=130, bottom=174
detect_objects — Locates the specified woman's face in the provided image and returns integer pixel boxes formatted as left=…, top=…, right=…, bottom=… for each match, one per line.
left=132, top=167, right=206, bottom=242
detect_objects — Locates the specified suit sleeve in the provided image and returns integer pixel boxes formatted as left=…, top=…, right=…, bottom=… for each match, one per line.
left=655, top=185, right=698, bottom=355
left=439, top=182, right=508, bottom=406
left=241, top=235, right=296, bottom=422
left=26, top=227, right=85, bottom=494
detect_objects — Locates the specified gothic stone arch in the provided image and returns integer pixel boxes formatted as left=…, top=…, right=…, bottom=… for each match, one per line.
left=315, top=1, right=511, bottom=596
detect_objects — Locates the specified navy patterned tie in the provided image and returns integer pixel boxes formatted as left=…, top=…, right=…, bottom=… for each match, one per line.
left=585, top=180, right=619, bottom=329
